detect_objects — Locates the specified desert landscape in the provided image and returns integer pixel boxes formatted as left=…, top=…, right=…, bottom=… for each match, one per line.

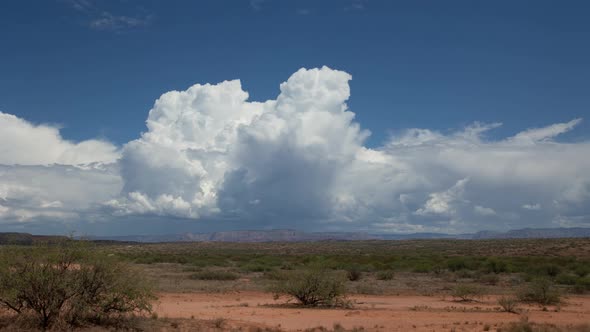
left=1, top=236, right=589, bottom=331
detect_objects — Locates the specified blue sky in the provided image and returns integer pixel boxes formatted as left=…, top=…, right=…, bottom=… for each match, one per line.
left=2, top=0, right=588, bottom=146
left=0, top=0, right=589, bottom=235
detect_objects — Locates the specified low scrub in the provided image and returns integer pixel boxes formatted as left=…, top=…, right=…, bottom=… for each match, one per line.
left=375, top=270, right=394, bottom=280
left=190, top=269, right=239, bottom=281
left=517, top=278, right=561, bottom=305
left=0, top=242, right=155, bottom=330
left=273, top=268, right=347, bottom=307
left=346, top=268, right=362, bottom=281
left=498, top=296, right=520, bottom=313
left=451, top=284, right=484, bottom=302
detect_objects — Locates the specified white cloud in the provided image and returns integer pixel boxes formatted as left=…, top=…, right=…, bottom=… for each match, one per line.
left=0, top=112, right=119, bottom=165
left=89, top=12, right=152, bottom=31
left=1, top=67, right=589, bottom=234
left=415, top=178, right=470, bottom=216
left=522, top=203, right=541, bottom=210
left=511, top=118, right=582, bottom=143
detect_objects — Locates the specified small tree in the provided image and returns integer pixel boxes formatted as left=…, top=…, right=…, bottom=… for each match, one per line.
left=0, top=242, right=155, bottom=329
left=273, top=268, right=347, bottom=307
left=451, top=284, right=484, bottom=302
left=517, top=278, right=560, bottom=305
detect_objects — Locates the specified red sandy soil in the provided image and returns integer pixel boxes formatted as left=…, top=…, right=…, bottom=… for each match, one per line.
left=154, top=292, right=590, bottom=331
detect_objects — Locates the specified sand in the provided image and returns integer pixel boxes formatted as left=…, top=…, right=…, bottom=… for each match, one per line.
left=153, top=291, right=590, bottom=331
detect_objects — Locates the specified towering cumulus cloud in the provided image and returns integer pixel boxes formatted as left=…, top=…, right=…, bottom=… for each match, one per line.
left=0, top=67, right=589, bottom=233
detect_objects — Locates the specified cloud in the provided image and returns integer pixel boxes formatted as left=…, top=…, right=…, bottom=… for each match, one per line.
left=415, top=178, right=470, bottom=217
left=64, top=0, right=152, bottom=32
left=0, top=164, right=121, bottom=223
left=511, top=118, right=582, bottom=143
left=0, top=112, right=119, bottom=165
left=1, top=67, right=589, bottom=234
left=249, top=0, right=265, bottom=11
left=522, top=203, right=541, bottom=210
left=89, top=12, right=152, bottom=31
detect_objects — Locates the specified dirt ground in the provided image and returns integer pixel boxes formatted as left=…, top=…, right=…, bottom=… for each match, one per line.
left=153, top=291, right=590, bottom=331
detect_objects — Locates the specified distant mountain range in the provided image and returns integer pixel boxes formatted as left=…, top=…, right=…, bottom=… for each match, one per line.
left=84, top=227, right=590, bottom=243
left=1, top=227, right=589, bottom=245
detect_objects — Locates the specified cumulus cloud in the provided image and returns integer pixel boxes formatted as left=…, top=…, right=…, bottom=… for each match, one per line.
left=1, top=67, right=589, bottom=233
left=0, top=112, right=119, bottom=165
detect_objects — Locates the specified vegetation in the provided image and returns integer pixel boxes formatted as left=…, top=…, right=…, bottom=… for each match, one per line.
left=273, top=268, right=347, bottom=307
left=375, top=270, right=394, bottom=280
left=517, top=278, right=561, bottom=305
left=190, top=269, right=240, bottom=281
left=0, top=242, right=154, bottom=330
left=451, top=284, right=484, bottom=302
left=498, top=296, right=520, bottom=313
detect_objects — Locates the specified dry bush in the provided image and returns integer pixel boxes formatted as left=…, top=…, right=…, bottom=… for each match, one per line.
left=451, top=284, right=484, bottom=302
left=498, top=296, right=520, bottom=313
left=0, top=242, right=155, bottom=330
left=273, top=268, right=347, bottom=307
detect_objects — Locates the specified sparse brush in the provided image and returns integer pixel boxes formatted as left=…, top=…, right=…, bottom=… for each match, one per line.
left=376, top=270, right=394, bottom=280
left=517, top=278, right=561, bottom=305
left=451, top=284, right=484, bottom=302
left=498, top=296, right=520, bottom=313
left=190, top=269, right=240, bottom=281
left=346, top=268, right=362, bottom=281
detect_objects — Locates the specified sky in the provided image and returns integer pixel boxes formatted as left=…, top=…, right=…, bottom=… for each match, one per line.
left=0, top=0, right=589, bottom=236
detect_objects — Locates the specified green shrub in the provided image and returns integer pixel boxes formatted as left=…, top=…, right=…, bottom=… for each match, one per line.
left=375, top=270, right=394, bottom=280
left=555, top=273, right=578, bottom=285
left=517, top=278, right=560, bottom=305
left=447, top=257, right=469, bottom=271
left=273, top=268, right=347, bottom=307
left=573, top=277, right=590, bottom=294
left=574, top=265, right=590, bottom=277
left=451, top=284, right=484, bottom=302
left=0, top=242, right=154, bottom=329
left=190, top=269, right=239, bottom=281
left=484, top=258, right=508, bottom=274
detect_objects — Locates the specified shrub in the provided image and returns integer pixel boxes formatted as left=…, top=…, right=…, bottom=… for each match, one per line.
left=273, top=268, right=347, bottom=307
left=517, top=278, right=560, bottom=305
left=375, top=270, right=394, bottom=280
left=346, top=268, right=362, bottom=282
left=498, top=296, right=520, bottom=313
left=190, top=269, right=239, bottom=280
left=478, top=273, right=500, bottom=285
left=447, top=258, right=469, bottom=272
left=484, top=258, right=508, bottom=274
left=0, top=242, right=155, bottom=330
left=451, top=284, right=484, bottom=302
left=555, top=273, right=578, bottom=285
left=573, top=277, right=590, bottom=294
